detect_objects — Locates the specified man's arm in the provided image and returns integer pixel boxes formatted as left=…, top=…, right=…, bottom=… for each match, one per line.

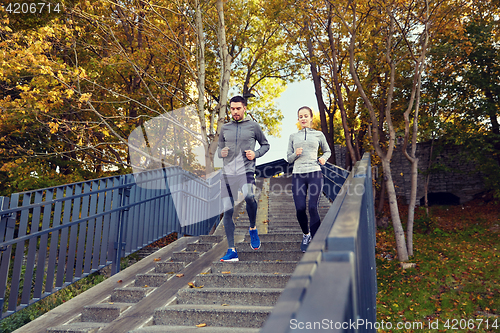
left=217, top=127, right=225, bottom=158
left=253, top=123, right=270, bottom=158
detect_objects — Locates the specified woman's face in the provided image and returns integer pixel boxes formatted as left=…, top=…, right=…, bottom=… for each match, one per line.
left=298, top=108, right=312, bottom=129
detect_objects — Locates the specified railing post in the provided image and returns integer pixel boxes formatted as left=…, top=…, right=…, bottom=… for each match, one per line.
left=111, top=175, right=131, bottom=275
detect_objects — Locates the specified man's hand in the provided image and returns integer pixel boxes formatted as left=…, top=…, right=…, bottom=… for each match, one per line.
left=318, top=157, right=326, bottom=165
left=245, top=150, right=256, bottom=160
left=221, top=147, right=229, bottom=158
left=296, top=148, right=303, bottom=156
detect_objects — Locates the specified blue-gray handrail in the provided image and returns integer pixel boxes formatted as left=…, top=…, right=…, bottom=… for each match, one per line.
left=262, top=153, right=377, bottom=333
left=0, top=166, right=221, bottom=319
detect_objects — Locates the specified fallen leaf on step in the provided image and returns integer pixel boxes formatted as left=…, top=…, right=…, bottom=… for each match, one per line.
left=176, top=273, right=184, bottom=277
left=200, top=272, right=209, bottom=275
left=117, top=280, right=123, bottom=283
left=221, top=271, right=231, bottom=274
left=262, top=220, right=269, bottom=224
left=222, top=303, right=228, bottom=306
left=143, top=285, right=149, bottom=288
left=188, top=282, right=195, bottom=288
left=274, top=272, right=279, bottom=274
left=108, top=302, right=114, bottom=304
left=196, top=323, right=207, bottom=327
left=153, top=258, right=161, bottom=261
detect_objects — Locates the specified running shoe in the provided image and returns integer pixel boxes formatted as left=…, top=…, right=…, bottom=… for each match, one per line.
left=249, top=228, right=261, bottom=250
left=300, top=233, right=311, bottom=252
left=220, top=248, right=239, bottom=262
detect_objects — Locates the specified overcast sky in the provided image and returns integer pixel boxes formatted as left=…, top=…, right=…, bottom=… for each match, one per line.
left=256, top=80, right=317, bottom=166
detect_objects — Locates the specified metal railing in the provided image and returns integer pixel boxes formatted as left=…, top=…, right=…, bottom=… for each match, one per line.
left=0, top=166, right=221, bottom=319
left=262, top=153, right=377, bottom=333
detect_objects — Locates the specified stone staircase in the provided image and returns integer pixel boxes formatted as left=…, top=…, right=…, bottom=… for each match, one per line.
left=38, top=176, right=331, bottom=333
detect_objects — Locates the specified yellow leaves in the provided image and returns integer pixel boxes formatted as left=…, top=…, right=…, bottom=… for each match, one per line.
left=195, top=323, right=206, bottom=327
left=66, top=89, right=75, bottom=98
left=79, top=93, right=92, bottom=103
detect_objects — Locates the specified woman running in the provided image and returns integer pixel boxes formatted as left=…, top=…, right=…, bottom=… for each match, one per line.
left=287, top=106, right=331, bottom=252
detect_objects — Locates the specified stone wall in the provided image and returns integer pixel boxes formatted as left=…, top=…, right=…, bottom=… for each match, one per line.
left=333, top=142, right=485, bottom=205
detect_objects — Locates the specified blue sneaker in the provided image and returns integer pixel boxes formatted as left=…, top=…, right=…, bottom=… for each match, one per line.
left=249, top=228, right=261, bottom=250
left=220, top=248, right=239, bottom=262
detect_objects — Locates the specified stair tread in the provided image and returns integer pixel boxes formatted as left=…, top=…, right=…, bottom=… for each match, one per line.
left=160, top=304, right=274, bottom=311
left=130, top=325, right=260, bottom=332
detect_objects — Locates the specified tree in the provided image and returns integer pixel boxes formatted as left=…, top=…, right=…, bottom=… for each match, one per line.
left=325, top=0, right=463, bottom=262
left=0, top=0, right=303, bottom=192
left=423, top=0, right=500, bottom=198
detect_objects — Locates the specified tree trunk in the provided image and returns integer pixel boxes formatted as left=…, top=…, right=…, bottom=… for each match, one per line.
left=382, top=159, right=409, bottom=262
left=346, top=5, right=408, bottom=262
left=305, top=33, right=336, bottom=164
left=326, top=10, right=357, bottom=166
left=402, top=0, right=429, bottom=256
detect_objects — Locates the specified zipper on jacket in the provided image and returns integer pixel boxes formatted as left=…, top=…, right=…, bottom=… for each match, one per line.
left=304, top=127, right=307, bottom=140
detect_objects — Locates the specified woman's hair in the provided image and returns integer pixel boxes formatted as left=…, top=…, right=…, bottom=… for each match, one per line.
left=298, top=106, right=313, bottom=118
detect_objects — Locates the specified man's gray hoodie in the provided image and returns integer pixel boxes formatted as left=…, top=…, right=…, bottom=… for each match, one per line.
left=287, top=128, right=331, bottom=174
left=218, top=115, right=270, bottom=175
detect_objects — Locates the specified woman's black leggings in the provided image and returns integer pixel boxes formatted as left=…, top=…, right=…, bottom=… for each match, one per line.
left=292, top=171, right=324, bottom=238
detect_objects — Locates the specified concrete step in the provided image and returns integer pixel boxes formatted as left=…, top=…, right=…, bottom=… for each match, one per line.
left=176, top=287, right=283, bottom=306
left=154, top=261, right=185, bottom=273
left=193, top=272, right=291, bottom=288
left=186, top=242, right=214, bottom=252
left=212, top=261, right=298, bottom=274
left=111, top=287, right=154, bottom=303
left=81, top=302, right=130, bottom=323
left=236, top=241, right=300, bottom=251
left=243, top=233, right=302, bottom=242
left=266, top=221, right=300, bottom=227
left=237, top=249, right=303, bottom=261
left=129, top=326, right=260, bottom=333
left=152, top=304, right=273, bottom=328
left=171, top=251, right=200, bottom=262
left=199, top=235, right=224, bottom=243
left=47, top=322, right=106, bottom=333
left=134, top=273, right=173, bottom=287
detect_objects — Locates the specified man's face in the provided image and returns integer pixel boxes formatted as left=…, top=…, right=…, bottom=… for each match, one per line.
left=230, top=102, right=246, bottom=121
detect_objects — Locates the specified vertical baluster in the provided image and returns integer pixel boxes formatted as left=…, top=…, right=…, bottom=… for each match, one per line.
left=100, top=178, right=115, bottom=266
left=109, top=176, right=123, bottom=275
left=45, top=188, right=64, bottom=293
left=74, top=183, right=90, bottom=278
left=56, top=185, right=72, bottom=287
left=34, top=189, right=54, bottom=298
left=66, top=184, right=81, bottom=283
left=0, top=196, right=15, bottom=312
left=83, top=181, right=98, bottom=274
left=21, top=190, right=43, bottom=304
left=92, top=179, right=105, bottom=271
left=9, top=193, right=31, bottom=311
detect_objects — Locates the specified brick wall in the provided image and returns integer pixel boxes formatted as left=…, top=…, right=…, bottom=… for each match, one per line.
left=333, top=142, right=485, bottom=204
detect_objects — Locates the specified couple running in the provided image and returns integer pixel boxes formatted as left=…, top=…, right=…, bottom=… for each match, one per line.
left=219, top=96, right=331, bottom=262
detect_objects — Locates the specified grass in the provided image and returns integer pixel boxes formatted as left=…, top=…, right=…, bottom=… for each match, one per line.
left=0, top=233, right=177, bottom=333
left=376, top=198, right=500, bottom=332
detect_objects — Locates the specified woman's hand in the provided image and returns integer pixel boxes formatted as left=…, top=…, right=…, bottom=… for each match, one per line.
left=295, top=148, right=303, bottom=156
left=318, top=157, right=326, bottom=165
